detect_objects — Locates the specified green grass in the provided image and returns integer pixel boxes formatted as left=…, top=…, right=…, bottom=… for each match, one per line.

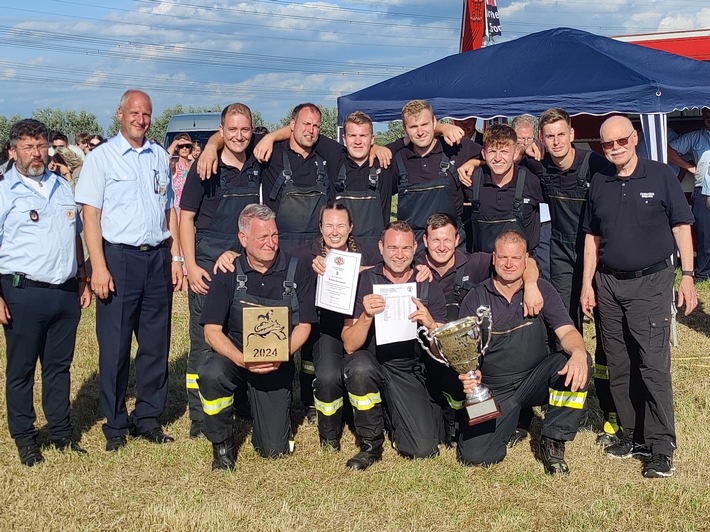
left=0, top=286, right=709, bottom=531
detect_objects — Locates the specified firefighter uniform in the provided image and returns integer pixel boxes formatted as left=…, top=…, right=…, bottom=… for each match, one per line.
left=262, top=137, right=344, bottom=255
left=198, top=252, right=316, bottom=457
left=584, top=157, right=694, bottom=458
left=436, top=279, right=591, bottom=466
left=344, top=265, right=447, bottom=459
left=179, top=147, right=262, bottom=429
left=467, top=164, right=544, bottom=253
left=393, top=139, right=481, bottom=247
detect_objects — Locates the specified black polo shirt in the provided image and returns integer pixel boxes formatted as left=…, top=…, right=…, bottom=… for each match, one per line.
left=417, top=250, right=491, bottom=299
left=261, top=136, right=345, bottom=212
left=350, top=263, right=447, bottom=360
left=201, top=251, right=318, bottom=345
left=393, top=138, right=482, bottom=218
left=460, top=277, right=572, bottom=332
left=464, top=164, right=544, bottom=249
left=180, top=142, right=263, bottom=230
left=583, top=157, right=694, bottom=271
left=334, top=154, right=395, bottom=228
left=524, top=148, right=615, bottom=193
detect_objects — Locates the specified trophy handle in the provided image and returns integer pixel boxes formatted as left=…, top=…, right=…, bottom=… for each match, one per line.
left=416, top=326, right=447, bottom=365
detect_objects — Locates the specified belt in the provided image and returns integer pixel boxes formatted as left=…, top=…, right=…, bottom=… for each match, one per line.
left=104, top=240, right=167, bottom=252
left=1, top=273, right=76, bottom=290
left=600, top=258, right=672, bottom=280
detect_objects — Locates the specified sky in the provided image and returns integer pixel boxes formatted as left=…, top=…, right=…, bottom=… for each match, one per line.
left=1, top=0, right=709, bottom=129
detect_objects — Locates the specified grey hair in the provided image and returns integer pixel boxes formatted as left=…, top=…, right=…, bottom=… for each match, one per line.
left=238, top=204, right=276, bottom=233
left=511, top=114, right=536, bottom=132
left=119, top=89, right=152, bottom=110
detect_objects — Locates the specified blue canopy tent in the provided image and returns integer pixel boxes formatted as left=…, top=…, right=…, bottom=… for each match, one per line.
left=337, top=27, right=710, bottom=162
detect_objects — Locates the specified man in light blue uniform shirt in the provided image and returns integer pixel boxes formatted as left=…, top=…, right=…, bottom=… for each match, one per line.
left=0, top=119, right=92, bottom=466
left=76, top=89, right=184, bottom=452
left=668, top=107, right=710, bottom=281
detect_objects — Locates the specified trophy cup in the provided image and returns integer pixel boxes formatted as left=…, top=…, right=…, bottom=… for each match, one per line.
left=418, top=306, right=501, bottom=425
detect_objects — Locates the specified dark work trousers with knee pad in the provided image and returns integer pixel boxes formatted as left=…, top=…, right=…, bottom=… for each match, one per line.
left=344, top=349, right=439, bottom=459
left=198, top=353, right=294, bottom=457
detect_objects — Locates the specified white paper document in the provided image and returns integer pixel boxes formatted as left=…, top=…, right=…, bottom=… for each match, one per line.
left=372, top=282, right=417, bottom=345
left=315, top=249, right=362, bottom=315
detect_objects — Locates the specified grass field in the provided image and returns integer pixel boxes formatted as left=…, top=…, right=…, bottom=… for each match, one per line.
left=1, top=283, right=709, bottom=531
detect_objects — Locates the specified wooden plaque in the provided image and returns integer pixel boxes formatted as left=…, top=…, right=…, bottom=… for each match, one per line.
left=242, top=306, right=290, bottom=363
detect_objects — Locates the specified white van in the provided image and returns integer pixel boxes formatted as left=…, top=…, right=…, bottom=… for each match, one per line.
left=163, top=112, right=221, bottom=148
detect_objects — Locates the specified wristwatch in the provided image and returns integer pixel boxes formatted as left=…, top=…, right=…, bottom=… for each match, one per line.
left=681, top=270, right=695, bottom=277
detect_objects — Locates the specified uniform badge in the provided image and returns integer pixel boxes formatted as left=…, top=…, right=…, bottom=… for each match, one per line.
left=67, top=210, right=75, bottom=220
left=29, top=210, right=39, bottom=222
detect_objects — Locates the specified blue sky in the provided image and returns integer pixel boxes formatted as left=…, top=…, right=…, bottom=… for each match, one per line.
left=1, top=0, right=708, bottom=128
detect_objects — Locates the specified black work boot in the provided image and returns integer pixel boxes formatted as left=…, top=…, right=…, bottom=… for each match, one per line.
left=211, top=439, right=237, bottom=471
left=346, top=436, right=384, bottom=471
left=539, top=435, right=570, bottom=476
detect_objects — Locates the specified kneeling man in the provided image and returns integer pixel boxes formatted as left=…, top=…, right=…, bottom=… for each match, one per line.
left=436, top=229, right=590, bottom=475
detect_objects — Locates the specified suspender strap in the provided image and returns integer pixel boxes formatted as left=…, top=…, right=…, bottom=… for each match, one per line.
left=419, top=280, right=429, bottom=306
left=269, top=150, right=292, bottom=202
left=236, top=261, right=248, bottom=296
left=453, top=264, right=467, bottom=299
left=368, top=163, right=380, bottom=190
left=335, top=162, right=347, bottom=192
left=315, top=154, right=327, bottom=184
left=471, top=167, right=484, bottom=214
left=283, top=257, right=300, bottom=324
left=576, top=151, right=592, bottom=188
left=438, top=151, right=452, bottom=181
left=395, top=151, right=409, bottom=189
left=511, top=167, right=526, bottom=214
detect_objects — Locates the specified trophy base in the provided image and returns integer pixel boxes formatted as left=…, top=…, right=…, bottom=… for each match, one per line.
left=465, top=398, right=502, bottom=426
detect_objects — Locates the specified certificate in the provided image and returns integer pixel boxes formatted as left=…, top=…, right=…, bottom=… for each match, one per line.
left=372, top=282, right=417, bottom=345
left=316, top=249, right=362, bottom=315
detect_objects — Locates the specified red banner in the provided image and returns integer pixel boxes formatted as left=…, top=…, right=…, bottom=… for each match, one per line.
left=459, top=0, right=485, bottom=52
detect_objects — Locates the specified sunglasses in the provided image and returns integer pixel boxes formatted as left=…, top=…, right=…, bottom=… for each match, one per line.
left=178, top=144, right=192, bottom=149
left=600, top=131, right=634, bottom=151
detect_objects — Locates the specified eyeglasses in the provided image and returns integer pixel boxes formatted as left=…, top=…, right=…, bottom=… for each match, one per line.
left=178, top=144, right=192, bottom=150
left=600, top=131, right=634, bottom=151
left=516, top=136, right=534, bottom=144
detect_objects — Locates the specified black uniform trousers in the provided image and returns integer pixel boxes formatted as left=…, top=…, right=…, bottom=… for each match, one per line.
left=2, top=278, right=81, bottom=447
left=595, top=267, right=676, bottom=456
left=187, top=289, right=210, bottom=423
left=343, top=350, right=439, bottom=459
left=298, top=324, right=317, bottom=408
left=313, top=332, right=347, bottom=441
left=197, top=353, right=294, bottom=457
left=96, top=244, right=172, bottom=438
left=448, top=351, right=591, bottom=466
left=550, top=233, right=617, bottom=423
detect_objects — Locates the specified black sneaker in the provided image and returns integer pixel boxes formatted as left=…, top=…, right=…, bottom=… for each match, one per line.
left=539, top=436, right=569, bottom=475
left=643, top=453, right=674, bottom=478
left=605, top=439, right=651, bottom=459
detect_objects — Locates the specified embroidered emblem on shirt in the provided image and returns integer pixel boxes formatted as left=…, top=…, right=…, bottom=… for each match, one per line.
left=640, top=192, right=655, bottom=199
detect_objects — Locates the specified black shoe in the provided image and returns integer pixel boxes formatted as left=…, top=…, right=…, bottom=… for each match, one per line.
left=346, top=438, right=384, bottom=471
left=642, top=453, right=674, bottom=478
left=507, top=427, right=529, bottom=449
left=306, top=406, right=317, bottom=424
left=212, top=440, right=237, bottom=471
left=52, top=437, right=88, bottom=455
left=106, top=435, right=127, bottom=452
left=539, top=436, right=569, bottom=476
left=138, top=428, right=175, bottom=444
left=18, top=444, right=44, bottom=467
left=189, top=420, right=204, bottom=439
left=320, top=437, right=341, bottom=452
left=605, top=439, right=651, bottom=459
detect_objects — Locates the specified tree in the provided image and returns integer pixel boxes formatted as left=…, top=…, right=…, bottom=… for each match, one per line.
left=31, top=108, right=103, bottom=138
left=276, top=104, right=338, bottom=139
left=0, top=114, right=24, bottom=156
left=375, top=121, right=404, bottom=146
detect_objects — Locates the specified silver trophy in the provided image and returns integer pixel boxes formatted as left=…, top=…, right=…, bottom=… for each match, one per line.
left=418, top=306, right=501, bottom=425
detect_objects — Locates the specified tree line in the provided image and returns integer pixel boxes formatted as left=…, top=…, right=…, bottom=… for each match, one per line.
left=0, top=103, right=406, bottom=155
